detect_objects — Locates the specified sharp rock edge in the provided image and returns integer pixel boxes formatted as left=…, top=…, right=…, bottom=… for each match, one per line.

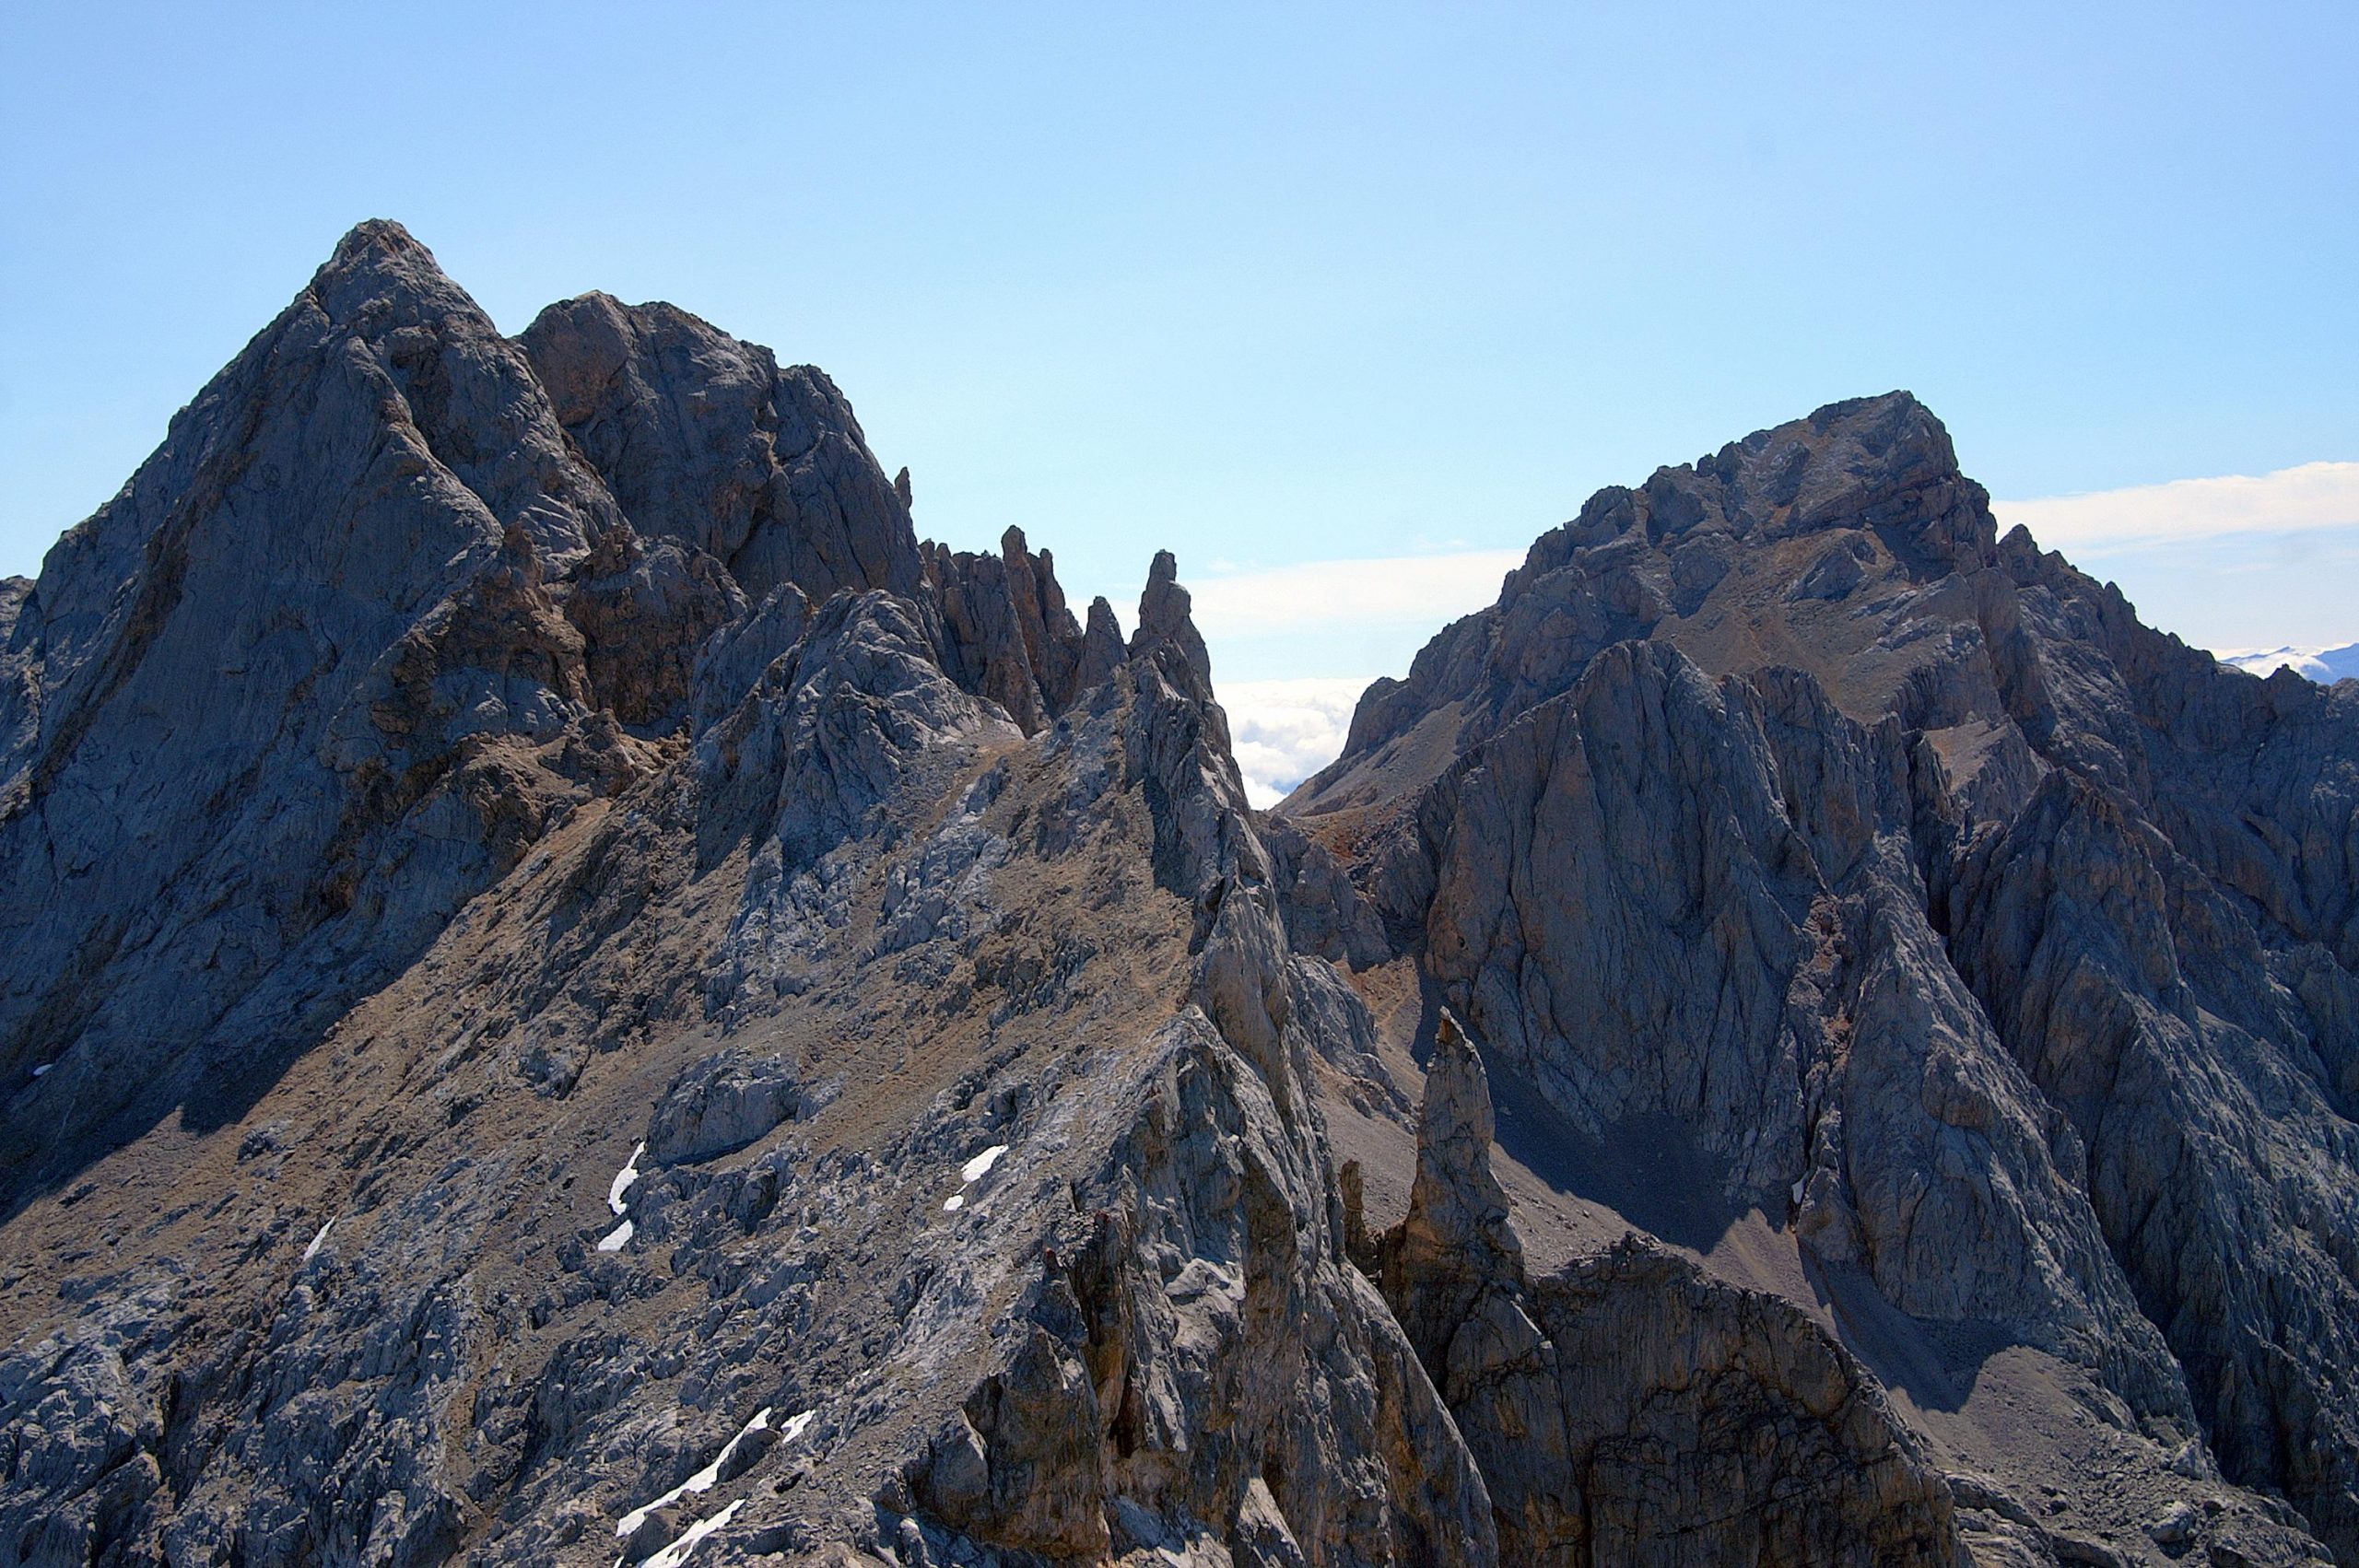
left=0, top=228, right=2348, bottom=1568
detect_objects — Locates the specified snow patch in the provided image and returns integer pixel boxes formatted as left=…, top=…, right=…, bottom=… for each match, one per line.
left=29, top=1063, right=49, bottom=1079
left=608, top=1141, right=647, bottom=1216
left=597, top=1219, right=634, bottom=1253
left=301, top=1219, right=334, bottom=1262
left=637, top=1497, right=745, bottom=1568
left=943, top=1143, right=1010, bottom=1213
left=615, top=1408, right=773, bottom=1539
left=780, top=1409, right=815, bottom=1444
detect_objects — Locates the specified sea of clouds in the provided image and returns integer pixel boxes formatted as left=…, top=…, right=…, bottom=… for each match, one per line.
left=1212, top=676, right=1372, bottom=808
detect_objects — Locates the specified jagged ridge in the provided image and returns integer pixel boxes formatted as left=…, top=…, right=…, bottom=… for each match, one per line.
left=1282, top=390, right=2359, bottom=1566
left=0, top=226, right=2350, bottom=1568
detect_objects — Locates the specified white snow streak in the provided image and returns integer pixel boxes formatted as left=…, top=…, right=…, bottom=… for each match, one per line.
left=608, top=1141, right=647, bottom=1216
left=596, top=1219, right=634, bottom=1253
left=301, top=1220, right=334, bottom=1262
left=615, top=1408, right=774, bottom=1539
left=637, top=1498, right=744, bottom=1568
left=944, top=1143, right=1010, bottom=1211
left=29, top=1063, right=49, bottom=1079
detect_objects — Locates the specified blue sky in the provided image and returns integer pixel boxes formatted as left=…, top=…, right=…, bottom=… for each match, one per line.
left=4, top=3, right=2354, bottom=794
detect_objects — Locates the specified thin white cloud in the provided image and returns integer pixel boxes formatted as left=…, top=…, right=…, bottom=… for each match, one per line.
left=1187, top=549, right=1527, bottom=637
left=1995, top=462, right=2359, bottom=553
left=1215, top=676, right=1373, bottom=808
left=2218, top=645, right=2359, bottom=683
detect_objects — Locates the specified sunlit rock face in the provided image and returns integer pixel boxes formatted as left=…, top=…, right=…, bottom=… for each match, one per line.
left=0, top=222, right=1487, bottom=1568
left=1289, top=390, right=2359, bottom=1567
left=0, top=228, right=2351, bottom=1568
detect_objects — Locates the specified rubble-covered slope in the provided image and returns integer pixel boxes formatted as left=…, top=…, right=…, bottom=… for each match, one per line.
left=0, top=224, right=1510, bottom=1567
left=0, top=579, right=1491, bottom=1564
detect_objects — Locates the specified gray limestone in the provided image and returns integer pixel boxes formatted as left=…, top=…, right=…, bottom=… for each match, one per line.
left=0, top=229, right=2352, bottom=1568
left=1376, top=1010, right=1971, bottom=1566
left=1289, top=391, right=2359, bottom=1565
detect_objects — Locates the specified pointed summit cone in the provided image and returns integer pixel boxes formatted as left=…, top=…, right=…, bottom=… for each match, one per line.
left=0, top=221, right=639, bottom=1196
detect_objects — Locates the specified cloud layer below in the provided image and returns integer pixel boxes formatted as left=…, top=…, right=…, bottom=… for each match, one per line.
left=1214, top=676, right=1372, bottom=808
left=1995, top=462, right=2359, bottom=553
left=2218, top=644, right=2359, bottom=684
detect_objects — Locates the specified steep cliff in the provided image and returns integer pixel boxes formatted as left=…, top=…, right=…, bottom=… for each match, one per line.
left=0, top=232, right=2350, bottom=1568
left=1288, top=392, right=2359, bottom=1566
left=1378, top=1014, right=1968, bottom=1568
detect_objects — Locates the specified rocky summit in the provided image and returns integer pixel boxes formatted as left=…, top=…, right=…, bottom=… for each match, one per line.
left=0, top=225, right=2353, bottom=1568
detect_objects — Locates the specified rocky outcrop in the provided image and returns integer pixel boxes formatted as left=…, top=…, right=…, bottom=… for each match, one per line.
left=1290, top=391, right=2359, bottom=1563
left=909, top=1009, right=1496, bottom=1566
left=3, top=227, right=2350, bottom=1568
left=517, top=291, right=1124, bottom=744
left=519, top=292, right=925, bottom=607
left=1379, top=1013, right=1522, bottom=1359
left=645, top=1047, right=812, bottom=1165
left=1378, top=1012, right=1969, bottom=1567
left=920, top=527, right=1115, bottom=734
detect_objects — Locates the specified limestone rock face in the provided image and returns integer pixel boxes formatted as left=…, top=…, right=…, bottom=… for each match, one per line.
left=519, top=292, right=925, bottom=607
left=1290, top=391, right=2359, bottom=1566
left=0, top=220, right=663, bottom=1200
left=1949, top=767, right=2359, bottom=1561
left=1377, top=1011, right=1969, bottom=1568
left=1412, top=641, right=2183, bottom=1417
left=0, top=222, right=1497, bottom=1568
left=2, top=228, right=2349, bottom=1568
left=1504, top=1241, right=1969, bottom=1568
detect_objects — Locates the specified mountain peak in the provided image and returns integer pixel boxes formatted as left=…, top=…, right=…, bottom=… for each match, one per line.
left=1691, top=388, right=1967, bottom=531
left=1805, top=385, right=1932, bottom=430
left=296, top=217, right=491, bottom=337
left=1130, top=548, right=1213, bottom=689
left=6, top=231, right=2357, bottom=1568
left=320, top=216, right=441, bottom=279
